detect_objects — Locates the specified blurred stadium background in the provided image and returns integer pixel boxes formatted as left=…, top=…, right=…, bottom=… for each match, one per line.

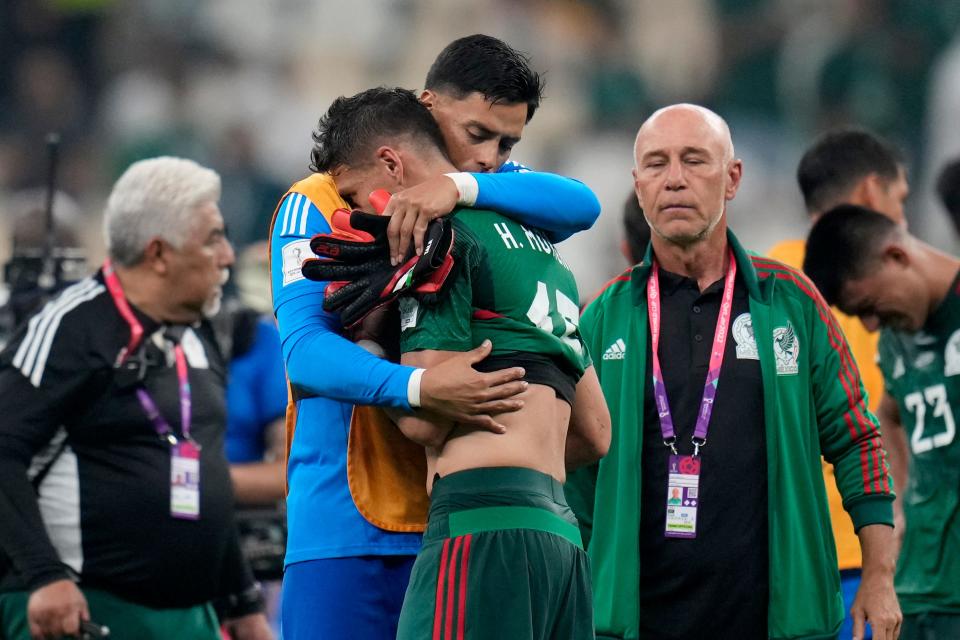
left=3, top=0, right=960, bottom=296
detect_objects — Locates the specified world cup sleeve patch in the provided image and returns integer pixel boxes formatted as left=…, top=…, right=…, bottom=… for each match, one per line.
left=281, top=239, right=312, bottom=286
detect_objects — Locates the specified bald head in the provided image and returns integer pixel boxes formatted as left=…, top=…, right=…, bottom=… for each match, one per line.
left=631, top=103, right=742, bottom=249
left=635, top=104, right=734, bottom=166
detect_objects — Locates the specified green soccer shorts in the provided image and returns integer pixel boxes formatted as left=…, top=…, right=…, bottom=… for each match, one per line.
left=396, top=466, right=595, bottom=640
left=0, top=587, right=220, bottom=640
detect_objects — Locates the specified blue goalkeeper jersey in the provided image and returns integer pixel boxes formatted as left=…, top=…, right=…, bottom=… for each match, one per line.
left=270, top=164, right=599, bottom=565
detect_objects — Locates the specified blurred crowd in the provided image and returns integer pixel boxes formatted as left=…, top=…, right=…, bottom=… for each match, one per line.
left=2, top=2, right=960, bottom=638
left=3, top=0, right=960, bottom=294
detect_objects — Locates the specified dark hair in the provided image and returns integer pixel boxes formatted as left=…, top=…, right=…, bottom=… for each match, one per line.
left=803, top=204, right=900, bottom=306
left=425, top=34, right=544, bottom=123
left=622, top=191, right=650, bottom=264
left=797, top=128, right=903, bottom=215
left=935, top=156, right=960, bottom=236
left=310, top=87, right=447, bottom=173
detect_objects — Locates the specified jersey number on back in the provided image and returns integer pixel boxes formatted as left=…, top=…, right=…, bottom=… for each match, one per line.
left=525, top=281, right=582, bottom=355
left=904, top=383, right=956, bottom=454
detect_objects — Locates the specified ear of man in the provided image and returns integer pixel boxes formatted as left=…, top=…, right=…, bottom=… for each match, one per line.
left=724, top=160, right=744, bottom=200
left=144, top=238, right=169, bottom=275
left=374, top=146, right=403, bottom=181
left=419, top=89, right=439, bottom=112
left=881, top=241, right=911, bottom=270
left=850, top=173, right=887, bottom=211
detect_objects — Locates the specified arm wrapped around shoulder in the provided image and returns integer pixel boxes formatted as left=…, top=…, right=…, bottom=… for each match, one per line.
left=301, top=206, right=455, bottom=328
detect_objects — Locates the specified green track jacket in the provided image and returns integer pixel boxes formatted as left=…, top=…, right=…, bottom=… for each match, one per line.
left=566, top=231, right=894, bottom=640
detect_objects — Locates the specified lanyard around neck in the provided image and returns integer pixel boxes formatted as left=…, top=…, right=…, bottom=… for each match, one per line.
left=647, top=250, right=736, bottom=456
left=103, top=259, right=143, bottom=364
left=102, top=259, right=192, bottom=441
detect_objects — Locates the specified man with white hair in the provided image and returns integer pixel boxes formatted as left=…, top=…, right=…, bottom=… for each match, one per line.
left=0, top=157, right=272, bottom=639
left=565, top=105, right=901, bottom=639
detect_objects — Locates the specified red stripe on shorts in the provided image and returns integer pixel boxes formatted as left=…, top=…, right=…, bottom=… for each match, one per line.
left=445, top=536, right=463, bottom=640
left=456, top=534, right=473, bottom=640
left=433, top=539, right=451, bottom=640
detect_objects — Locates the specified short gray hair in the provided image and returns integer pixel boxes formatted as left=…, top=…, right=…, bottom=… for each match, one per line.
left=104, top=157, right=221, bottom=266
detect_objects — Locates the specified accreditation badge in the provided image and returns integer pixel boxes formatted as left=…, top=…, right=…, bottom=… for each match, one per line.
left=171, top=440, right=201, bottom=520
left=664, top=454, right=700, bottom=538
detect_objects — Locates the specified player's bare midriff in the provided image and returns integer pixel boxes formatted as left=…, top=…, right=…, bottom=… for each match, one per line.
left=426, top=383, right=570, bottom=495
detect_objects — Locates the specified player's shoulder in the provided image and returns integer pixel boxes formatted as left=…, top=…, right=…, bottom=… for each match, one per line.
left=36, top=276, right=111, bottom=328
left=447, top=209, right=486, bottom=253
left=287, top=173, right=341, bottom=208
left=450, top=207, right=551, bottom=257
left=877, top=327, right=906, bottom=356
left=273, top=173, right=348, bottom=237
left=450, top=207, right=506, bottom=235
left=875, top=327, right=913, bottom=383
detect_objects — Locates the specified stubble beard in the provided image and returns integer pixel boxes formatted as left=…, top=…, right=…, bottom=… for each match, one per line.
left=647, top=206, right=725, bottom=249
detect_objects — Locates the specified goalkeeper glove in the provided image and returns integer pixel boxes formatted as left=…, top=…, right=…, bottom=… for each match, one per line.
left=300, top=203, right=454, bottom=328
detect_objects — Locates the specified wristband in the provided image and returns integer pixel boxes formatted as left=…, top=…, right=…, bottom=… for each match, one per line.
left=408, top=368, right=426, bottom=408
left=444, top=172, right=479, bottom=207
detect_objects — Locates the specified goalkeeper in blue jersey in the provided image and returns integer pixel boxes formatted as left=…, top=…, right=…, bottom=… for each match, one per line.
left=270, top=35, right=602, bottom=640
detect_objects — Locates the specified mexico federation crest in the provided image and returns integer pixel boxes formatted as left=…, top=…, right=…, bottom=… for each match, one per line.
left=945, top=329, right=960, bottom=376
left=773, top=323, right=800, bottom=375
left=732, top=313, right=758, bottom=360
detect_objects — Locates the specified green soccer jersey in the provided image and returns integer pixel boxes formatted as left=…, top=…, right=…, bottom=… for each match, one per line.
left=400, top=208, right=590, bottom=379
left=878, top=272, right=960, bottom=615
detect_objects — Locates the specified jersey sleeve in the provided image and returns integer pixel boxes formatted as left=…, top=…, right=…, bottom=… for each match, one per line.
left=0, top=303, right=108, bottom=590
left=807, top=290, right=894, bottom=530
left=579, top=339, right=593, bottom=370
left=271, top=191, right=335, bottom=311
left=471, top=163, right=600, bottom=243
left=399, top=224, right=480, bottom=354
left=270, top=191, right=417, bottom=409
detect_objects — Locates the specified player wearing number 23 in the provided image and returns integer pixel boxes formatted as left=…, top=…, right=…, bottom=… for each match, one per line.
left=805, top=205, right=960, bottom=640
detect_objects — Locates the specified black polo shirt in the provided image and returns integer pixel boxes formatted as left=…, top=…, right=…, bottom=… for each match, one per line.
left=0, top=272, right=255, bottom=609
left=639, top=267, right=768, bottom=640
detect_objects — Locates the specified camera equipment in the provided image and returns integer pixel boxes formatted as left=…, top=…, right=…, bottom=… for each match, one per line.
left=1, top=133, right=88, bottom=344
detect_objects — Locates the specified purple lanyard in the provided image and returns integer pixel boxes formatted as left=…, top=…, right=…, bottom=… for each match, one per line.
left=103, top=260, right=192, bottom=443
left=133, top=347, right=192, bottom=442
left=647, top=251, right=736, bottom=456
